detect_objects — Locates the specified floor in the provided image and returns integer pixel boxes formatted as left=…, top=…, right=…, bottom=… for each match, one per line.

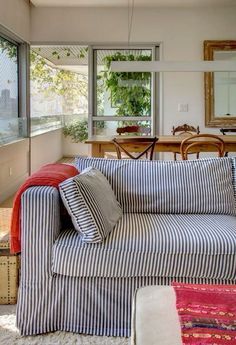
left=0, top=305, right=129, bottom=345
left=0, top=195, right=14, bottom=208
left=57, top=156, right=76, bottom=164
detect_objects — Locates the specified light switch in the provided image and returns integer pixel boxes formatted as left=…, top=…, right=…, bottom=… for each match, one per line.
left=178, top=104, right=188, bottom=112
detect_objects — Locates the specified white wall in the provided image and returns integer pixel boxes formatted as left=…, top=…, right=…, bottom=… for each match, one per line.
left=31, top=129, right=63, bottom=173
left=62, top=136, right=89, bottom=157
left=0, top=139, right=29, bottom=203
left=31, top=6, right=236, bottom=137
left=0, top=0, right=30, bottom=41
left=0, top=129, right=63, bottom=201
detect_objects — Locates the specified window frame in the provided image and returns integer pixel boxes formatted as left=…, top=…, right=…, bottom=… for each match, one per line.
left=29, top=44, right=90, bottom=137
left=28, top=42, right=161, bottom=139
left=0, top=25, right=30, bottom=144
left=90, top=44, right=159, bottom=137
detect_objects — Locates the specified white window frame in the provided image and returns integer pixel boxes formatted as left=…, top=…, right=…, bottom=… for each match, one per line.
left=0, top=25, right=30, bottom=144
left=89, top=44, right=159, bottom=137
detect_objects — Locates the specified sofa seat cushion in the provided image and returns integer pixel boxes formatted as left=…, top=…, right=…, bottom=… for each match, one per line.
left=52, top=213, right=236, bottom=280
left=75, top=157, right=236, bottom=215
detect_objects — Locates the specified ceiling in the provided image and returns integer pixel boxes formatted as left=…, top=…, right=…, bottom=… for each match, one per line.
left=32, top=46, right=150, bottom=65
left=30, top=0, right=236, bottom=8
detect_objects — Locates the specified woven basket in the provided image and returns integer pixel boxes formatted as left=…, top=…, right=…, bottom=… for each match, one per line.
left=0, top=208, right=19, bottom=305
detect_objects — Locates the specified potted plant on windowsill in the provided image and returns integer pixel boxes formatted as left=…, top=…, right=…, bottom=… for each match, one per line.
left=62, top=119, right=89, bottom=157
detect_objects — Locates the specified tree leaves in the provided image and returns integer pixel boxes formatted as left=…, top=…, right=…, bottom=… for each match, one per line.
left=63, top=119, right=88, bottom=142
left=100, top=52, right=152, bottom=117
left=0, top=37, right=17, bottom=62
left=30, top=50, right=88, bottom=111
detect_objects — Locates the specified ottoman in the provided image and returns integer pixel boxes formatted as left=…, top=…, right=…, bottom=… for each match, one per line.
left=131, top=286, right=182, bottom=345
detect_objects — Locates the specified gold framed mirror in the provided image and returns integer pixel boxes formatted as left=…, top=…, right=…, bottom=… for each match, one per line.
left=204, top=40, right=236, bottom=127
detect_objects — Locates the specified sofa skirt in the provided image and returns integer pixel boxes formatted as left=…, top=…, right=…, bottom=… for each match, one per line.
left=16, top=275, right=235, bottom=337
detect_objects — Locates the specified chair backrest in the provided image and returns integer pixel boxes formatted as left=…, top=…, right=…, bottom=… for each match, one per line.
left=112, top=137, right=158, bottom=160
left=220, top=128, right=236, bottom=135
left=116, top=125, right=151, bottom=135
left=172, top=124, right=200, bottom=136
left=180, top=134, right=225, bottom=160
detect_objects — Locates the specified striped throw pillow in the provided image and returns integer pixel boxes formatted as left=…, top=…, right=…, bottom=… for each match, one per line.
left=75, top=157, right=236, bottom=215
left=59, top=167, right=122, bottom=243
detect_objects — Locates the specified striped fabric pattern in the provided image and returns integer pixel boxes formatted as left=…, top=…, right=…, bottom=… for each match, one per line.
left=16, top=186, right=236, bottom=337
left=17, top=275, right=235, bottom=337
left=59, top=167, right=122, bottom=243
left=75, top=156, right=236, bottom=215
left=52, top=213, right=236, bottom=279
left=231, top=157, right=236, bottom=202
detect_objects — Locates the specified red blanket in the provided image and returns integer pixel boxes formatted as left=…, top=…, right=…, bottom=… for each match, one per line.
left=172, top=282, right=236, bottom=345
left=10, top=163, right=78, bottom=254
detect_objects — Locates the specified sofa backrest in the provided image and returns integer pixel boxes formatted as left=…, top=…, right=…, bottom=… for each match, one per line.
left=231, top=157, right=236, bottom=201
left=75, top=157, right=236, bottom=215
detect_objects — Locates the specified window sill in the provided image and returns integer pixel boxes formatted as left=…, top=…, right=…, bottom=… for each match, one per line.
left=0, top=137, right=28, bottom=148
left=30, top=126, right=62, bottom=138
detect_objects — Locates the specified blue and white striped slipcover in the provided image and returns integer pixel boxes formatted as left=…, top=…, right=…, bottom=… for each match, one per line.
left=52, top=213, right=236, bottom=280
left=16, top=157, right=236, bottom=337
left=59, top=167, right=122, bottom=243
left=75, top=156, right=236, bottom=214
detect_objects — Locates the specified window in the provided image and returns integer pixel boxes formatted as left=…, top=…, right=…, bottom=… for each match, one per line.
left=29, top=45, right=158, bottom=140
left=92, top=47, right=157, bottom=136
left=0, top=35, right=22, bottom=144
left=30, top=46, right=88, bottom=136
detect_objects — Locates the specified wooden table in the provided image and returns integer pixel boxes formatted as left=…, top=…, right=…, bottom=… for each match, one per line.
left=86, top=135, right=236, bottom=158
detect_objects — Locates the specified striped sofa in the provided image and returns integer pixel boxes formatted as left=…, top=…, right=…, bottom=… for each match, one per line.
left=16, top=157, right=236, bottom=337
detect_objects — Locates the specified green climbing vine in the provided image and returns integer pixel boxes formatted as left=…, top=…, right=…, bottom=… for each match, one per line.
left=100, top=52, right=152, bottom=117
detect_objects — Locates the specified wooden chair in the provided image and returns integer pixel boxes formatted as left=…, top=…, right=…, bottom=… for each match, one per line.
left=172, top=124, right=200, bottom=160
left=220, top=128, right=236, bottom=156
left=105, top=126, right=151, bottom=159
left=116, top=125, right=151, bottom=136
left=180, top=134, right=225, bottom=160
left=112, top=137, right=158, bottom=160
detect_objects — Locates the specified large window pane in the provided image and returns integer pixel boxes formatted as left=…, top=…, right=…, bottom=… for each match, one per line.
left=0, top=36, right=20, bottom=144
left=30, top=46, right=88, bottom=135
left=94, top=49, right=152, bottom=117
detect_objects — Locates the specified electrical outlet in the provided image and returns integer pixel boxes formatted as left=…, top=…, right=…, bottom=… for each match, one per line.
left=178, top=103, right=188, bottom=112
left=9, top=167, right=13, bottom=176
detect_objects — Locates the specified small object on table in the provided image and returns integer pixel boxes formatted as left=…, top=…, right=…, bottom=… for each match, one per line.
left=116, top=125, right=151, bottom=135
left=0, top=208, right=19, bottom=304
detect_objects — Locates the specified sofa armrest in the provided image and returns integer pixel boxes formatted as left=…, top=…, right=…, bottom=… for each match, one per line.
left=20, top=186, right=61, bottom=281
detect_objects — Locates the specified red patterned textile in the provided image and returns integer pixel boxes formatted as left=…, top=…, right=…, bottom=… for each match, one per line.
left=172, top=282, right=236, bottom=345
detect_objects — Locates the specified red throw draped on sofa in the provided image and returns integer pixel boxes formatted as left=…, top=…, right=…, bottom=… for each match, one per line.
left=172, top=282, right=236, bottom=345
left=10, top=163, right=78, bottom=254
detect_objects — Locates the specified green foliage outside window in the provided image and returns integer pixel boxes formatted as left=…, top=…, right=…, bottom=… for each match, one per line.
left=100, top=52, right=152, bottom=117
left=63, top=119, right=88, bottom=143
left=30, top=50, right=88, bottom=115
left=0, top=37, right=17, bottom=60
left=0, top=44, right=152, bottom=141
